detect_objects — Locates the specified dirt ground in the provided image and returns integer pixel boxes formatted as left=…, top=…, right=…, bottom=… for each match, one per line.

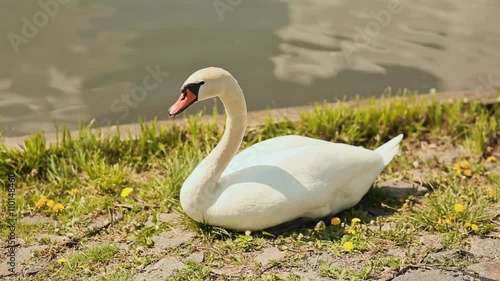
left=1, top=136, right=499, bottom=281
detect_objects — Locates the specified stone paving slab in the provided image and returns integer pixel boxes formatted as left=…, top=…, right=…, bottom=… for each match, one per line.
left=467, top=261, right=500, bottom=280
left=132, top=256, right=184, bottom=281
left=393, top=269, right=471, bottom=281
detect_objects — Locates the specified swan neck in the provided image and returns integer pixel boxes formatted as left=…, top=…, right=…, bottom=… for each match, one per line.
left=207, top=85, right=247, bottom=182
left=181, top=81, right=247, bottom=215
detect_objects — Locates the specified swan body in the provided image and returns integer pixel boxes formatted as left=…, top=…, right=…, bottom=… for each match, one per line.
left=168, top=67, right=403, bottom=231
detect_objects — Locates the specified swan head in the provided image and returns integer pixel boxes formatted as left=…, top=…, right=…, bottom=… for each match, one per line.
left=168, top=67, right=235, bottom=117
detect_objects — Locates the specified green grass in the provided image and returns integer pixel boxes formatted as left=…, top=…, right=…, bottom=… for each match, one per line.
left=50, top=244, right=119, bottom=280
left=171, top=261, right=213, bottom=281
left=320, top=260, right=373, bottom=280
left=0, top=91, right=499, bottom=280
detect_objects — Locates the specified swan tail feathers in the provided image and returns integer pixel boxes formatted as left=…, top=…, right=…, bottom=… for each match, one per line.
left=374, top=134, right=404, bottom=166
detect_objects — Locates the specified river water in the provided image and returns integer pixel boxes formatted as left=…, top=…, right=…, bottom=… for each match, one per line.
left=1, top=0, right=499, bottom=137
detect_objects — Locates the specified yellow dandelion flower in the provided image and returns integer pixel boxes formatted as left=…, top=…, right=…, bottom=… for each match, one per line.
left=46, top=200, right=55, bottom=208
left=459, top=160, right=471, bottom=169
left=34, top=195, right=48, bottom=208
left=463, top=169, right=472, bottom=177
left=120, top=187, right=133, bottom=198
left=401, top=203, right=410, bottom=211
left=314, top=221, right=326, bottom=231
left=486, top=156, right=497, bottom=162
left=454, top=203, right=465, bottom=212
left=331, top=217, right=341, bottom=225
left=470, top=224, right=479, bottom=231
left=464, top=222, right=471, bottom=228
left=486, top=187, right=496, bottom=197
left=69, top=189, right=80, bottom=196
left=52, top=203, right=65, bottom=212
left=455, top=167, right=462, bottom=175
left=342, top=241, right=354, bottom=252
left=437, top=218, right=443, bottom=225
left=445, top=218, right=451, bottom=224
left=57, top=257, right=67, bottom=263
left=345, top=228, right=356, bottom=235
left=351, top=218, right=361, bottom=224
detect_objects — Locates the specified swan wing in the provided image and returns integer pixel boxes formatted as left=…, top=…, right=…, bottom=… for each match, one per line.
left=222, top=135, right=327, bottom=177
left=210, top=141, right=385, bottom=230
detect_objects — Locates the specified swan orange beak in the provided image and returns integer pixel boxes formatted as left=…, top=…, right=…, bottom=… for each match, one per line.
left=168, top=88, right=198, bottom=117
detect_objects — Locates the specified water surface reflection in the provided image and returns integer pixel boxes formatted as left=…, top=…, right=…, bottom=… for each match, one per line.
left=0, top=0, right=498, bottom=137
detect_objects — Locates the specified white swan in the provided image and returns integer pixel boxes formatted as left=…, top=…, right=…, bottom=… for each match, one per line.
left=168, top=67, right=403, bottom=231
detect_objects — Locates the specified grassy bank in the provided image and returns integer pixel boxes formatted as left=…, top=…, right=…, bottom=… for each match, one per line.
left=1, top=92, right=499, bottom=280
